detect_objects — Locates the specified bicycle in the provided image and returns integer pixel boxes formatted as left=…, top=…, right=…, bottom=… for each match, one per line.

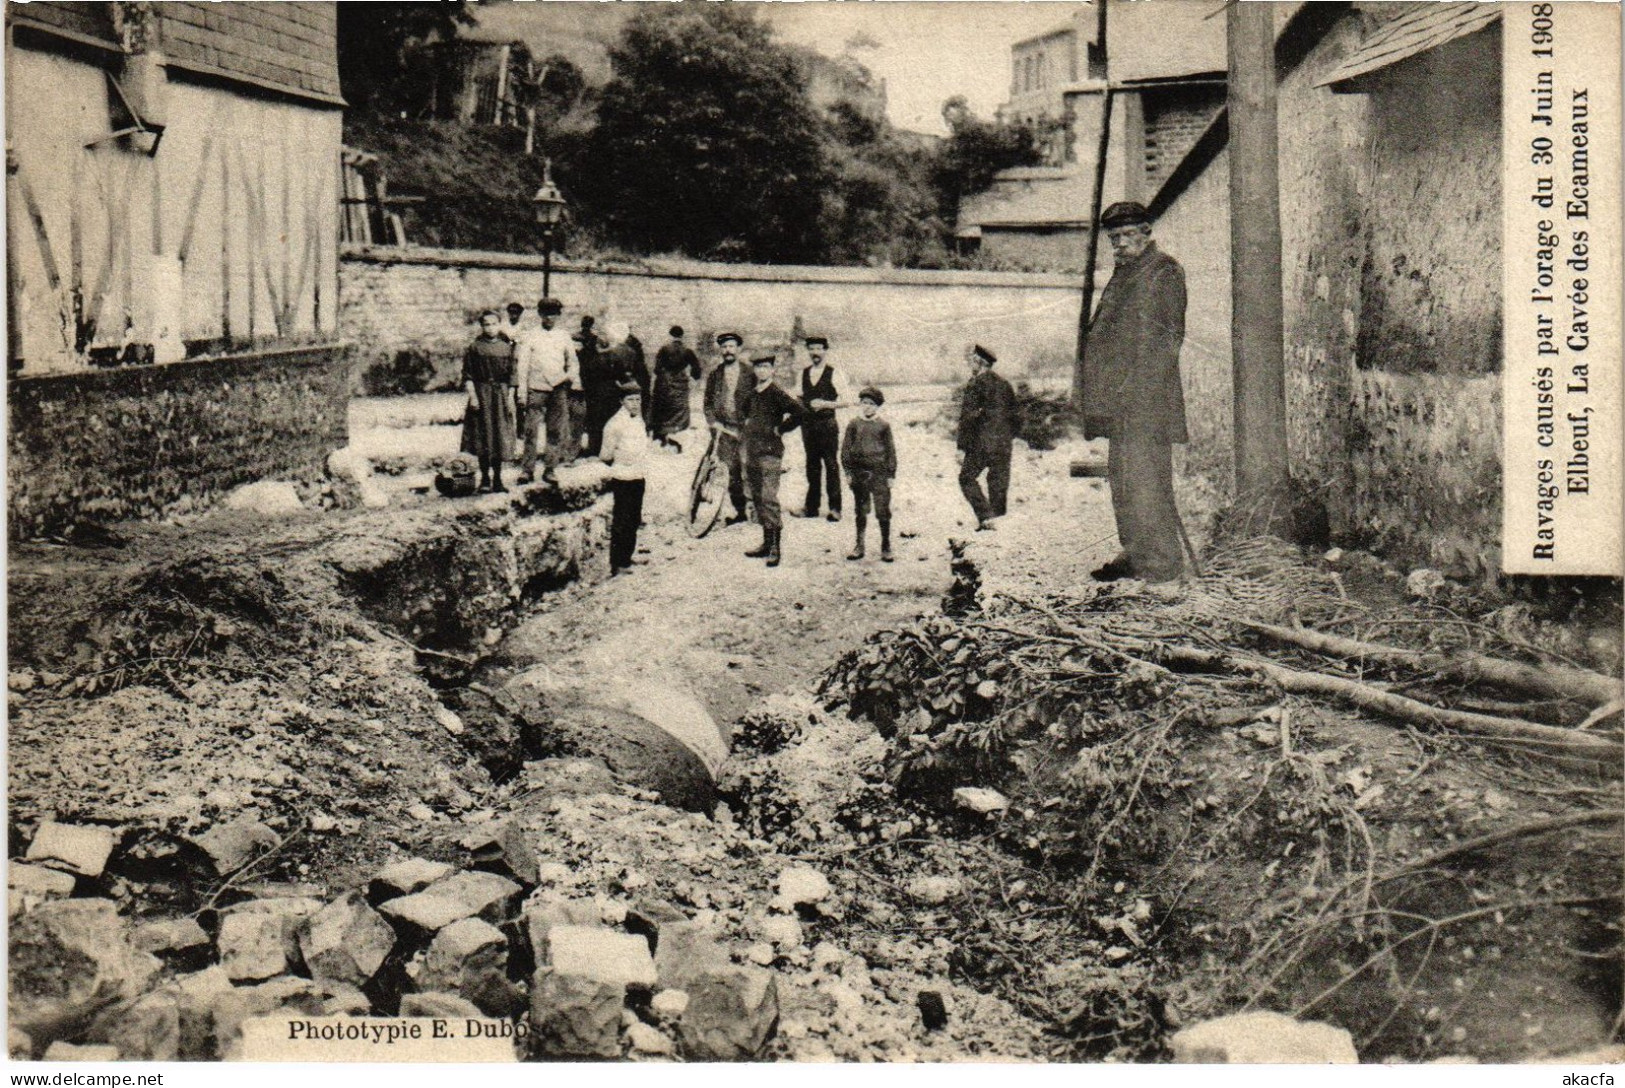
left=687, top=425, right=734, bottom=538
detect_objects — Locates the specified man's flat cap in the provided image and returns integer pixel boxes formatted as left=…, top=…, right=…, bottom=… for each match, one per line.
left=618, top=380, right=642, bottom=395
left=1100, top=201, right=1153, bottom=228
left=858, top=385, right=884, bottom=405
left=537, top=298, right=564, bottom=316
left=670, top=325, right=685, bottom=338
left=750, top=352, right=777, bottom=366
left=804, top=335, right=829, bottom=349
left=972, top=344, right=997, bottom=365
left=716, top=331, right=743, bottom=346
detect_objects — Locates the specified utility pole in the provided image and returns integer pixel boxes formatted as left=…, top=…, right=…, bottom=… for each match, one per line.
left=1072, top=0, right=1111, bottom=410
left=1226, top=0, right=1291, bottom=523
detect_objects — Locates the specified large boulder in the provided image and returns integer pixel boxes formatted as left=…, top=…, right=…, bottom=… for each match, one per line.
left=298, top=892, right=396, bottom=987
left=677, top=968, right=780, bottom=1061
left=9, top=900, right=159, bottom=1036
left=378, top=871, right=521, bottom=933
left=417, top=917, right=519, bottom=1015
left=547, top=925, right=657, bottom=990
left=653, top=920, right=731, bottom=989
left=25, top=821, right=116, bottom=878
left=1169, top=1010, right=1359, bottom=1064
left=529, top=968, right=623, bottom=1060
left=217, top=898, right=323, bottom=981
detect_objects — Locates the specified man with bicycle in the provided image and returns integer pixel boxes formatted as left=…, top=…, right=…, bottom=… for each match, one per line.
left=702, top=332, right=752, bottom=527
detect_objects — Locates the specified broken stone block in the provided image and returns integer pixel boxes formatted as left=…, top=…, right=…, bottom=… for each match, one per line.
left=627, top=1021, right=675, bottom=1056
left=418, top=917, right=508, bottom=1004
left=171, top=966, right=234, bottom=1060
left=522, top=897, right=600, bottom=964
left=42, top=1042, right=120, bottom=1061
left=210, top=977, right=328, bottom=1060
left=401, top=992, right=485, bottom=1019
left=378, top=871, right=521, bottom=932
left=217, top=897, right=323, bottom=982
left=90, top=989, right=180, bottom=1062
left=905, top=875, right=965, bottom=905
left=370, top=857, right=454, bottom=899
left=131, top=916, right=211, bottom=957
left=193, top=818, right=279, bottom=876
left=316, top=981, right=371, bottom=1017
left=654, top=920, right=731, bottom=988
left=953, top=787, right=1009, bottom=815
left=529, top=967, right=624, bottom=1060
left=9, top=899, right=159, bottom=1032
left=759, top=915, right=803, bottom=949
left=1169, top=1010, right=1359, bottom=1064
left=223, top=480, right=305, bottom=517
left=677, top=968, right=779, bottom=1061
left=26, top=821, right=116, bottom=878
left=298, top=891, right=396, bottom=987
left=548, top=925, right=657, bottom=990
left=650, top=989, right=689, bottom=1021
left=772, top=865, right=831, bottom=911
left=10, top=863, right=79, bottom=899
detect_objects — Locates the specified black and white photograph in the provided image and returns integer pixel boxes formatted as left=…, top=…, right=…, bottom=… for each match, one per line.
left=4, top=0, right=1622, bottom=1073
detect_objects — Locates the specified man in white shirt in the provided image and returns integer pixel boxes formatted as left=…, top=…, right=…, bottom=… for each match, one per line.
left=515, top=297, right=577, bottom=484
left=599, top=381, right=656, bottom=575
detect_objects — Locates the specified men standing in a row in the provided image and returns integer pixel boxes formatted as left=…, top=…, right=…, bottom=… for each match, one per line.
left=798, top=335, right=843, bottom=522
left=702, top=332, right=751, bottom=527
left=651, top=326, right=701, bottom=451
left=1084, top=201, right=1190, bottom=584
left=957, top=344, right=1018, bottom=532
left=741, top=351, right=805, bottom=567
left=515, top=297, right=576, bottom=484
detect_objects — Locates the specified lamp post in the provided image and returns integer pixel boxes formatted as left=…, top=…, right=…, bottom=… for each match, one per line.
left=531, top=159, right=568, bottom=299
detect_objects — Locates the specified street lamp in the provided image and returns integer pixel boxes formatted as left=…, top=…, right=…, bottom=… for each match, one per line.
left=531, top=159, right=568, bottom=299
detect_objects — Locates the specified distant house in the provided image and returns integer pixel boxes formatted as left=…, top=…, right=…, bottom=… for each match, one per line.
left=6, top=2, right=350, bottom=538
left=960, top=0, right=1228, bottom=265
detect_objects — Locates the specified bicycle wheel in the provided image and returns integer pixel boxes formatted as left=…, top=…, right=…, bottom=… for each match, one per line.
left=687, top=453, right=726, bottom=538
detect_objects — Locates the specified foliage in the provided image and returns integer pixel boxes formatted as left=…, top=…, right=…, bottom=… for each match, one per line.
left=930, top=96, right=1051, bottom=224
left=337, top=1, right=477, bottom=112
left=580, top=4, right=831, bottom=263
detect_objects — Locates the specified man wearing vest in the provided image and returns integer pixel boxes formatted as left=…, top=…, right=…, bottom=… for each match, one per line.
left=798, top=335, right=843, bottom=522
left=741, top=351, right=806, bottom=567
left=702, top=332, right=752, bottom=527
left=1082, top=201, right=1190, bottom=584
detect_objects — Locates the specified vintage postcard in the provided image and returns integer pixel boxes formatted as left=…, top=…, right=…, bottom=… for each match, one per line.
left=5, top=0, right=1620, bottom=1080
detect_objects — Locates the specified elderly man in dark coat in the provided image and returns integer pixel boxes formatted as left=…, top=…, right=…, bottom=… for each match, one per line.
left=1083, top=201, right=1190, bottom=584
left=957, top=344, right=1019, bottom=531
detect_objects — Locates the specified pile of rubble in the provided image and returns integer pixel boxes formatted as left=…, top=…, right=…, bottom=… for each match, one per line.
left=8, top=756, right=1042, bottom=1062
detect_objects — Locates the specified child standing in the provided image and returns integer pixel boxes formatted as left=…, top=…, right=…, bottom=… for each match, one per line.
left=841, top=386, right=897, bottom=562
left=598, top=380, right=656, bottom=575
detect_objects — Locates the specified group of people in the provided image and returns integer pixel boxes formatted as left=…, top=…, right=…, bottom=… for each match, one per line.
left=458, top=197, right=1191, bottom=584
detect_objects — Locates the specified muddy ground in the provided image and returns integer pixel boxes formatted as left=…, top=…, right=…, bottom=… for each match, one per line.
left=8, top=391, right=1622, bottom=1062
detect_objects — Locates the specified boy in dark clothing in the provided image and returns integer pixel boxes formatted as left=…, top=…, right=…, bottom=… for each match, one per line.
left=741, top=352, right=805, bottom=567
left=841, top=386, right=898, bottom=562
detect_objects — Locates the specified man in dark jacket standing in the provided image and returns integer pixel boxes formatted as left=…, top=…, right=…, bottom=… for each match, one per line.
left=702, top=332, right=752, bottom=526
left=741, top=351, right=805, bottom=567
left=957, top=344, right=1019, bottom=531
left=1083, top=201, right=1190, bottom=584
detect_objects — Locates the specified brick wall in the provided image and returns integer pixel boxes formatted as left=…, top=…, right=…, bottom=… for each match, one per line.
left=1152, top=14, right=1504, bottom=576
left=1143, top=87, right=1224, bottom=188
left=160, top=2, right=342, bottom=104
left=7, top=344, right=352, bottom=540
left=338, top=246, right=1089, bottom=390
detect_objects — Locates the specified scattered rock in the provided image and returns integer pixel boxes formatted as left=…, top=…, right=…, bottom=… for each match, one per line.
left=677, top=968, right=780, bottom=1061
left=298, top=891, right=396, bottom=987
left=759, top=915, right=803, bottom=949
left=42, top=1042, right=120, bottom=1061
left=316, top=981, right=371, bottom=1016
left=209, top=977, right=328, bottom=1060
left=654, top=920, right=731, bottom=988
left=436, top=707, right=465, bottom=735
left=378, top=870, right=521, bottom=932
left=25, top=821, right=116, bottom=878
left=1405, top=568, right=1447, bottom=600
left=401, top=992, right=485, bottom=1019
left=10, top=899, right=158, bottom=1033
left=1169, top=1010, right=1359, bottom=1064
left=953, top=787, right=1009, bottom=815
left=217, top=897, right=322, bottom=981
left=193, top=818, right=279, bottom=876
left=418, top=917, right=516, bottom=1014
left=9, top=863, right=79, bottom=912
left=89, top=990, right=180, bottom=1061
left=905, top=875, right=964, bottom=905
left=627, top=1021, right=675, bottom=1056
left=529, top=968, right=624, bottom=1060
left=548, top=925, right=657, bottom=990
left=223, top=480, right=305, bottom=517
left=772, top=865, right=831, bottom=911
left=917, top=990, right=949, bottom=1031
left=9, top=1028, right=33, bottom=1060
left=650, top=989, right=689, bottom=1020
left=131, top=917, right=211, bottom=957
left=369, top=857, right=454, bottom=899
left=9, top=670, right=37, bottom=693
left=170, top=966, right=234, bottom=1060
left=406, top=803, right=436, bottom=823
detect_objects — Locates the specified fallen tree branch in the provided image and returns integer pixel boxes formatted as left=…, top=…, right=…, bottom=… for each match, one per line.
left=1243, top=619, right=1622, bottom=708
left=1381, top=809, right=1625, bottom=880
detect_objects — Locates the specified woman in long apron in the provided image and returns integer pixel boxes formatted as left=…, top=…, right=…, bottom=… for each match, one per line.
left=460, top=310, right=518, bottom=492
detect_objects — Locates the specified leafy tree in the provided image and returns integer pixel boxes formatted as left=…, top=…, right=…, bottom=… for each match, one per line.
left=581, top=4, right=831, bottom=263
left=337, top=2, right=477, bottom=112
left=930, top=96, right=1048, bottom=224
